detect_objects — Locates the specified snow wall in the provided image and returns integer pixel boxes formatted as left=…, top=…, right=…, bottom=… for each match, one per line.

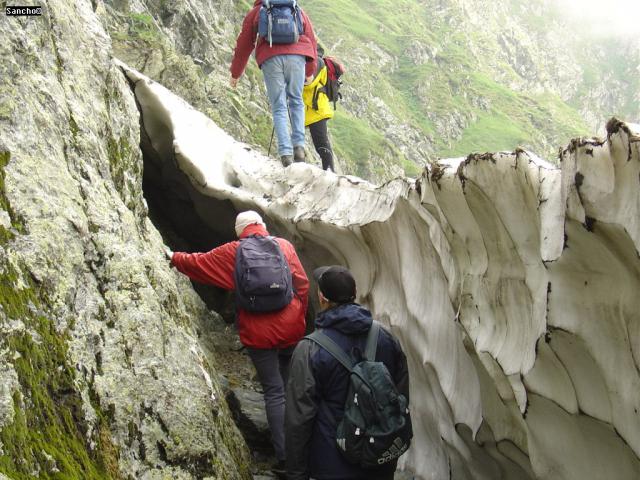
left=121, top=62, right=640, bottom=480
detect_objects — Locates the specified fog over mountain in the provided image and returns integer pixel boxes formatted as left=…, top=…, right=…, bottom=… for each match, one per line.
left=554, top=0, right=640, bottom=37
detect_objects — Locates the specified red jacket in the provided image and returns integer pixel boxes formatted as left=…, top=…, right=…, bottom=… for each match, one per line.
left=171, top=224, right=309, bottom=349
left=230, top=0, right=318, bottom=79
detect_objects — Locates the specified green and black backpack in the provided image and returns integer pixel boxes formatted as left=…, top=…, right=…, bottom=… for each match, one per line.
left=306, top=321, right=412, bottom=467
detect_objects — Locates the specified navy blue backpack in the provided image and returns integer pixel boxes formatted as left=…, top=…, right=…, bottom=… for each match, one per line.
left=234, top=236, right=294, bottom=312
left=258, top=0, right=304, bottom=47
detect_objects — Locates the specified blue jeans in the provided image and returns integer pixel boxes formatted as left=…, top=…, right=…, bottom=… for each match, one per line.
left=261, top=54, right=306, bottom=156
left=246, top=346, right=294, bottom=461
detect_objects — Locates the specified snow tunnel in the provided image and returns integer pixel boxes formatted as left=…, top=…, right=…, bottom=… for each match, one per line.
left=121, top=60, right=640, bottom=480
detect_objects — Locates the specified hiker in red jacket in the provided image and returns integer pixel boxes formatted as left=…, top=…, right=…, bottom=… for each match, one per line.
left=230, top=1, right=318, bottom=167
left=167, top=211, right=309, bottom=475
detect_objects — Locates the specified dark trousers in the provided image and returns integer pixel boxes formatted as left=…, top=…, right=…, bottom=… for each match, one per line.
left=308, top=119, right=335, bottom=171
left=246, top=346, right=294, bottom=461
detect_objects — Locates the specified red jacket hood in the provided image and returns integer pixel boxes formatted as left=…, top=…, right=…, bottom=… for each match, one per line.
left=239, top=223, right=269, bottom=238
left=253, top=0, right=261, bottom=5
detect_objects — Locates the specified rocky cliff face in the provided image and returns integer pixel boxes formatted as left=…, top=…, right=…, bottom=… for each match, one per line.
left=123, top=61, right=640, bottom=480
left=0, top=2, right=250, bottom=478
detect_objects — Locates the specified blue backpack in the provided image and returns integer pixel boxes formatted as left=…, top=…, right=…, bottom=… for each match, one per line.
left=234, top=236, right=294, bottom=312
left=258, top=0, right=304, bottom=47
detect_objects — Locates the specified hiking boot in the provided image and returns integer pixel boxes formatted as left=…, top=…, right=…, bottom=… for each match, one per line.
left=280, top=155, right=293, bottom=167
left=293, top=145, right=305, bottom=162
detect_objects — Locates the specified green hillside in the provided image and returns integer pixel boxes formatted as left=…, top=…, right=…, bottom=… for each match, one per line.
left=105, top=0, right=638, bottom=182
left=303, top=0, right=596, bottom=173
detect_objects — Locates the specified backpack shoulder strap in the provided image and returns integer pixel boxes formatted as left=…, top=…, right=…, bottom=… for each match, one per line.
left=306, top=331, right=354, bottom=372
left=364, top=321, right=380, bottom=361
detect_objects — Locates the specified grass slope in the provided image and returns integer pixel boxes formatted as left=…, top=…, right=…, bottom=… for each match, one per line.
left=303, top=0, right=598, bottom=170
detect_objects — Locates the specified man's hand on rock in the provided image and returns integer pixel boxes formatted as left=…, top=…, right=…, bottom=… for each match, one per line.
left=164, top=247, right=174, bottom=262
left=230, top=77, right=239, bottom=88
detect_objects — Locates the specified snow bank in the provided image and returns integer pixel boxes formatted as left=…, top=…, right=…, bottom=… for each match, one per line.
left=119, top=61, right=640, bottom=480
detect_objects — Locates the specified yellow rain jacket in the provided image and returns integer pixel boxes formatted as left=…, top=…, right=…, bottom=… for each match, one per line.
left=303, top=65, right=334, bottom=127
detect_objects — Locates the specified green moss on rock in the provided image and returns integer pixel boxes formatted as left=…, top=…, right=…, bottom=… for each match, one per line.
left=0, top=258, right=121, bottom=479
left=0, top=86, right=14, bottom=121
left=68, top=114, right=80, bottom=148
left=0, top=151, right=25, bottom=243
left=107, top=135, right=132, bottom=195
left=112, top=12, right=161, bottom=45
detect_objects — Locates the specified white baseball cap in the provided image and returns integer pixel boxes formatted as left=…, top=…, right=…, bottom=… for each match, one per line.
left=234, top=210, right=265, bottom=237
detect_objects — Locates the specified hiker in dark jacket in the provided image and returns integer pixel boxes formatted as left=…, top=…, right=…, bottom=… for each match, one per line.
left=285, top=266, right=410, bottom=480
left=167, top=211, right=309, bottom=475
left=230, top=0, right=318, bottom=167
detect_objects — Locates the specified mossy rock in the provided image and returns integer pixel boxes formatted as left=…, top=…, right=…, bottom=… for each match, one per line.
left=0, top=254, right=122, bottom=479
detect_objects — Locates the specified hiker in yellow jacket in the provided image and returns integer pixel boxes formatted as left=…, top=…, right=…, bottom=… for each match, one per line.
left=303, top=49, right=335, bottom=171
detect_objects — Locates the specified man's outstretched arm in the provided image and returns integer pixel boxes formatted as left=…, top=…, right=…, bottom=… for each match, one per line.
left=171, top=242, right=236, bottom=290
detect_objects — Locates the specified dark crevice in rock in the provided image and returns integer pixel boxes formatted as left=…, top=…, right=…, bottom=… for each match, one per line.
left=137, top=100, right=236, bottom=317
left=138, top=433, right=146, bottom=461
left=225, top=388, right=273, bottom=456
left=95, top=351, right=103, bottom=375
left=121, top=70, right=230, bottom=313
left=583, top=216, right=596, bottom=232
left=156, top=441, right=168, bottom=462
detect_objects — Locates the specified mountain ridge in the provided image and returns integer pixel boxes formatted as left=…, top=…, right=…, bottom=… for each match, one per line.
left=104, top=0, right=638, bottom=180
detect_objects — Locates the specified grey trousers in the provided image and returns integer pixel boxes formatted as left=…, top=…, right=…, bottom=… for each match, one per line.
left=247, top=346, right=294, bottom=461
